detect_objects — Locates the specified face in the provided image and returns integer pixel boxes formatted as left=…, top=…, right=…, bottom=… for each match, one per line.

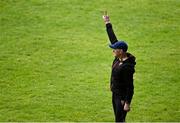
left=112, top=49, right=123, bottom=57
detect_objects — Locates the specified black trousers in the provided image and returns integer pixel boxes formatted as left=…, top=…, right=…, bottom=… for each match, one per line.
left=112, top=92, right=127, bottom=122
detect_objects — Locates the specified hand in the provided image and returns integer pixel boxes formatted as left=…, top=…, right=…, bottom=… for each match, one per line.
left=124, top=102, right=130, bottom=112
left=102, top=11, right=110, bottom=24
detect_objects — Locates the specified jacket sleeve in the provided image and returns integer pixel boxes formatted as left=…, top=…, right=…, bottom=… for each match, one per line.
left=106, top=23, right=118, bottom=44
left=123, top=66, right=135, bottom=104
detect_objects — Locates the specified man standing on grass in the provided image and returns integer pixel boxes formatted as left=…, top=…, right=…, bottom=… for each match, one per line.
left=102, top=12, right=136, bottom=122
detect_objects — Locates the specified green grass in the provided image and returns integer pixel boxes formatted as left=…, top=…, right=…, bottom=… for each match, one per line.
left=0, top=0, right=180, bottom=121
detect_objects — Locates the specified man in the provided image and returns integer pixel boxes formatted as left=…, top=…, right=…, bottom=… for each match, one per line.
left=102, top=12, right=136, bottom=122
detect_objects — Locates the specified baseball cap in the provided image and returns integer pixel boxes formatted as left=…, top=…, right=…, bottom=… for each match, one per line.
left=109, top=41, right=128, bottom=52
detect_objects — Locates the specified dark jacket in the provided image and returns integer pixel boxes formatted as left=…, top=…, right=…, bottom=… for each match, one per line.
left=106, top=23, right=136, bottom=104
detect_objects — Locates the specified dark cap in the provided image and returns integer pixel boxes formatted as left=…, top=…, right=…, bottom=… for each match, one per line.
left=109, top=41, right=128, bottom=52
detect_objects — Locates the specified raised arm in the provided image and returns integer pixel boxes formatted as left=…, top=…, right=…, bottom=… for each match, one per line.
left=102, top=12, right=118, bottom=44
